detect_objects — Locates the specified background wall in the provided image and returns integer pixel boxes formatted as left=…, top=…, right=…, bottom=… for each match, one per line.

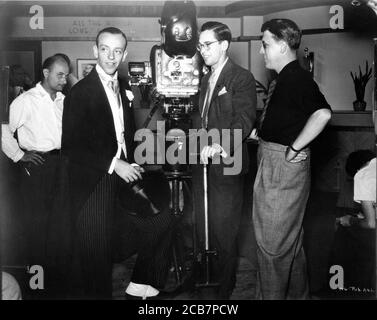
left=263, top=5, right=375, bottom=111
left=5, top=4, right=377, bottom=114
left=301, top=33, right=374, bottom=110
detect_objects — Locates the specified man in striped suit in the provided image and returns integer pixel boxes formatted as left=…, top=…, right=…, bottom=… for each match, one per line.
left=62, top=27, right=143, bottom=299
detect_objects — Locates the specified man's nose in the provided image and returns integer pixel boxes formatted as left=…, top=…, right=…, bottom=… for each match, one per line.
left=108, top=50, right=115, bottom=59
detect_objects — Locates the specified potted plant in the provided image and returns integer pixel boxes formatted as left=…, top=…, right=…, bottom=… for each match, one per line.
left=350, top=60, right=372, bottom=111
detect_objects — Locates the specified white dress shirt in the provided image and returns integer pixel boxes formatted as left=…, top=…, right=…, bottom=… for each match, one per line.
left=1, top=82, right=64, bottom=162
left=201, top=57, right=229, bottom=121
left=95, top=64, right=127, bottom=174
left=354, top=158, right=376, bottom=203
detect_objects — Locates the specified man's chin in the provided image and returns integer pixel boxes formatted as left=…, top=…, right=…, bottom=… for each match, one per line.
left=265, top=64, right=273, bottom=70
left=103, top=66, right=118, bottom=75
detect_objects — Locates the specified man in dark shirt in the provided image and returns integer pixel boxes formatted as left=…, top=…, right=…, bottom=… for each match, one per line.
left=252, top=19, right=332, bottom=299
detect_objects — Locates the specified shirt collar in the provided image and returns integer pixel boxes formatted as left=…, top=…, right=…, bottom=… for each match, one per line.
left=211, top=57, right=229, bottom=79
left=279, top=59, right=300, bottom=77
left=96, top=64, right=118, bottom=83
left=36, top=82, right=64, bottom=101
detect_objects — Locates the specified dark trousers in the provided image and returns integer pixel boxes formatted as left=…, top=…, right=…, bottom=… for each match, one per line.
left=19, top=154, right=69, bottom=297
left=72, top=174, right=117, bottom=300
left=192, top=164, right=244, bottom=299
left=114, top=205, right=176, bottom=289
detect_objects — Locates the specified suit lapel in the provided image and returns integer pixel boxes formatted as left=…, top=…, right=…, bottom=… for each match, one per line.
left=199, top=73, right=210, bottom=114
left=88, top=69, right=117, bottom=140
left=119, top=78, right=131, bottom=127
left=209, top=59, right=232, bottom=107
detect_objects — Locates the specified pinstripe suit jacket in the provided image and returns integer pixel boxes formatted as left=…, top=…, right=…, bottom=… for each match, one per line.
left=62, top=68, right=136, bottom=216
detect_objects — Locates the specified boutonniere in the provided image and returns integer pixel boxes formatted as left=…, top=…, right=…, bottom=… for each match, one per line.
left=125, top=89, right=134, bottom=101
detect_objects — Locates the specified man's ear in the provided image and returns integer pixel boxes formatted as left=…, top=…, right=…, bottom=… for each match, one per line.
left=93, top=45, right=99, bottom=59
left=221, top=40, right=229, bottom=52
left=280, top=41, right=288, bottom=54
left=121, top=50, right=128, bottom=62
left=42, top=68, right=49, bottom=80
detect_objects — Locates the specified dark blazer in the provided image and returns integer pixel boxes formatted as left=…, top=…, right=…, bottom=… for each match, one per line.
left=62, top=68, right=136, bottom=215
left=198, top=58, right=257, bottom=175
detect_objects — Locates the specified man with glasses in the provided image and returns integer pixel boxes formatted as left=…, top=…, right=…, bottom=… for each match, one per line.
left=192, top=21, right=256, bottom=299
left=62, top=27, right=144, bottom=299
left=1, top=55, right=70, bottom=298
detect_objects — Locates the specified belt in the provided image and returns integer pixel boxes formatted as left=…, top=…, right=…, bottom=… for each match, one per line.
left=36, top=149, right=61, bottom=156
left=40, top=149, right=60, bottom=156
left=21, top=148, right=61, bottom=156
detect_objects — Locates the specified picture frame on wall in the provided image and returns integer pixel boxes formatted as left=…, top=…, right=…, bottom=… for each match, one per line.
left=0, top=66, right=10, bottom=124
left=0, top=40, right=41, bottom=123
left=77, top=59, right=97, bottom=80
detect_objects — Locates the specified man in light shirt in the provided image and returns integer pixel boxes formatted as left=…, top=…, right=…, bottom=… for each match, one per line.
left=338, top=149, right=376, bottom=229
left=1, top=55, right=69, bottom=296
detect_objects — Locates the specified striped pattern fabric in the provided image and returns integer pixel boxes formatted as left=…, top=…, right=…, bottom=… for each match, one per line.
left=74, top=173, right=117, bottom=299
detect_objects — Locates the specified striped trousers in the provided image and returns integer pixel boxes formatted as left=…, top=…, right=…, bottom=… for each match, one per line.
left=72, top=173, right=117, bottom=299
left=114, top=205, right=176, bottom=289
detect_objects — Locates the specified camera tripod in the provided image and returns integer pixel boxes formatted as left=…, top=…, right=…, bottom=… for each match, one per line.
left=164, top=169, right=193, bottom=287
left=164, top=163, right=219, bottom=291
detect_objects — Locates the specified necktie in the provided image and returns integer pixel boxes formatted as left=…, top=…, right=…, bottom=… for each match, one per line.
left=258, top=79, right=277, bottom=131
left=108, top=79, right=121, bottom=107
left=108, top=78, right=126, bottom=154
left=201, top=74, right=215, bottom=129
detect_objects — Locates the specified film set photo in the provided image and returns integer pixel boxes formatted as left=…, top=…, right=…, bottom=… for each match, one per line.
left=0, top=0, right=376, bottom=306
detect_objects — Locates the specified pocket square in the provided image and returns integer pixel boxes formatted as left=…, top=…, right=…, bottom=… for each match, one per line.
left=218, top=87, right=228, bottom=96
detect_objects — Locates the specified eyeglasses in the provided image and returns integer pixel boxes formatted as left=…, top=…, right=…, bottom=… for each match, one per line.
left=56, top=73, right=70, bottom=81
left=196, top=40, right=220, bottom=51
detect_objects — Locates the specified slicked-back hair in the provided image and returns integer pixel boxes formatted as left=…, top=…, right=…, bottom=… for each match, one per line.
left=200, top=21, right=232, bottom=46
left=95, top=27, right=128, bottom=49
left=54, top=53, right=72, bottom=72
left=42, top=55, right=69, bottom=71
left=261, top=19, right=302, bottom=50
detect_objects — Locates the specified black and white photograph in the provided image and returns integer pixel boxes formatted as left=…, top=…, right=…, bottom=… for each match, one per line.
left=0, top=0, right=376, bottom=308
left=76, top=59, right=97, bottom=80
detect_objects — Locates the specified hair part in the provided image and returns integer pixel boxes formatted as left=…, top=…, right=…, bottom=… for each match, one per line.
left=42, top=55, right=69, bottom=72
left=200, top=21, right=232, bottom=47
left=345, top=149, right=375, bottom=177
left=95, top=27, right=128, bottom=49
left=261, top=18, right=302, bottom=50
left=53, top=53, right=72, bottom=72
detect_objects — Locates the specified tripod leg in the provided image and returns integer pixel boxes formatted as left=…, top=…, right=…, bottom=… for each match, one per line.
left=171, top=240, right=182, bottom=285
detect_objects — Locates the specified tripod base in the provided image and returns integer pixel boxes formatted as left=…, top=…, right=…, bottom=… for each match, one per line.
left=192, top=248, right=219, bottom=288
left=195, top=282, right=219, bottom=288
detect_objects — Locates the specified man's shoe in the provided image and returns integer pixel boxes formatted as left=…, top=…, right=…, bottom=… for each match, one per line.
left=148, top=289, right=181, bottom=300
left=125, top=289, right=181, bottom=300
left=125, top=293, right=145, bottom=300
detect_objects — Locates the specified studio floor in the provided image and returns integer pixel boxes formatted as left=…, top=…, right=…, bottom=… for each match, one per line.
left=112, top=256, right=257, bottom=300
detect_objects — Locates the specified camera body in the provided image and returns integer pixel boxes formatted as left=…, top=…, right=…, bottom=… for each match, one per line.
left=154, top=49, right=200, bottom=98
left=128, top=61, right=152, bottom=86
